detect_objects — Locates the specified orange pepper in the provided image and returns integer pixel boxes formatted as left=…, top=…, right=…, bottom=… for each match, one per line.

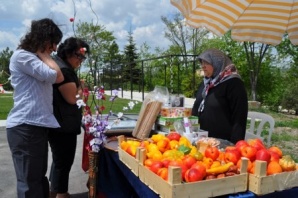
left=202, top=157, right=214, bottom=169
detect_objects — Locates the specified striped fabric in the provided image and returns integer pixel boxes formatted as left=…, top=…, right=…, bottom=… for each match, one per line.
left=170, top=0, right=298, bottom=45
left=6, top=49, right=60, bottom=129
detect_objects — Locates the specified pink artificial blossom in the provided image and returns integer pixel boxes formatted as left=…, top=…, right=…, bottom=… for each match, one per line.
left=79, top=86, right=132, bottom=153
left=80, top=47, right=87, bottom=55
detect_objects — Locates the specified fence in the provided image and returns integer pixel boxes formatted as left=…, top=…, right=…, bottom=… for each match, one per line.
left=81, top=54, right=201, bottom=101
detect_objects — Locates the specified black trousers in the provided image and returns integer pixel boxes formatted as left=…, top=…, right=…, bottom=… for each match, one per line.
left=7, top=124, right=49, bottom=198
left=48, top=131, right=77, bottom=193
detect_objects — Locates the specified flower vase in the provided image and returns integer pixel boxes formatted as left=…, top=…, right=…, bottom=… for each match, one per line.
left=88, top=151, right=99, bottom=198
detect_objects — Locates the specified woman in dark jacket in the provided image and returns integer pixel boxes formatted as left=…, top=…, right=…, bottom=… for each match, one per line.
left=192, top=49, right=248, bottom=144
left=49, top=37, right=89, bottom=198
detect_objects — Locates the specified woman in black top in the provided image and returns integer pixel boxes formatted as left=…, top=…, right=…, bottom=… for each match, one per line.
left=192, top=49, right=248, bottom=144
left=49, top=37, right=89, bottom=198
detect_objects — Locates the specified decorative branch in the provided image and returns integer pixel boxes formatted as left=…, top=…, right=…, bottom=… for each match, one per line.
left=71, top=0, right=77, bottom=37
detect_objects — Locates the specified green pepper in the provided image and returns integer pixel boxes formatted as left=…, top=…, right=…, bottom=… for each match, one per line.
left=178, top=144, right=191, bottom=155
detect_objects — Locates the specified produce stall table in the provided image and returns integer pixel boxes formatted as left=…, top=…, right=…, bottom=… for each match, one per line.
left=97, top=141, right=298, bottom=198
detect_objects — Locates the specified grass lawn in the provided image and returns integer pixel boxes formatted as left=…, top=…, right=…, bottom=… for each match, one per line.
left=0, top=93, right=142, bottom=120
left=0, top=93, right=13, bottom=119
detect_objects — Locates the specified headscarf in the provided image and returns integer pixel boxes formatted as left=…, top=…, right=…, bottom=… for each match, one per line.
left=197, top=49, right=241, bottom=113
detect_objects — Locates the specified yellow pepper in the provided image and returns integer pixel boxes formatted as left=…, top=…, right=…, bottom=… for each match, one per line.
left=206, top=162, right=234, bottom=175
left=162, top=149, right=184, bottom=160
left=279, top=155, right=296, bottom=172
left=178, top=136, right=191, bottom=147
left=151, top=134, right=166, bottom=143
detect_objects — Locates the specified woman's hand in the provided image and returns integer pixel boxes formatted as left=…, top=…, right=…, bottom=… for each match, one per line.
left=36, top=50, right=64, bottom=83
left=77, top=88, right=83, bottom=98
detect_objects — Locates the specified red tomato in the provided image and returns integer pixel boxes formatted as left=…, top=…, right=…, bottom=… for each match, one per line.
left=150, top=161, right=164, bottom=174
left=184, top=168, right=206, bottom=182
left=157, top=167, right=168, bottom=181
left=168, top=160, right=187, bottom=180
left=167, top=132, right=181, bottom=141
left=205, top=146, right=220, bottom=161
left=191, top=161, right=206, bottom=170
left=255, top=149, right=271, bottom=164
left=182, top=155, right=197, bottom=169
left=224, top=150, right=241, bottom=165
left=161, top=158, right=171, bottom=168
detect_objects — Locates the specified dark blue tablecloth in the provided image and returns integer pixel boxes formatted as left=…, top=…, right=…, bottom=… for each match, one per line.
left=97, top=148, right=158, bottom=198
left=97, top=148, right=298, bottom=198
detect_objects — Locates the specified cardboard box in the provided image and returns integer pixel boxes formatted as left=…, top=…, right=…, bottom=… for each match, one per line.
left=132, top=100, right=163, bottom=140
left=160, top=107, right=192, bottom=117
left=248, top=160, right=298, bottom=195
left=157, top=116, right=198, bottom=127
left=157, top=124, right=200, bottom=133
left=184, top=129, right=209, bottom=145
left=157, top=125, right=173, bottom=133
left=192, top=129, right=209, bottom=139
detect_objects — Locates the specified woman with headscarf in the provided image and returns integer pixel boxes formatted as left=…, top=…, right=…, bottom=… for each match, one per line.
left=192, top=49, right=248, bottom=144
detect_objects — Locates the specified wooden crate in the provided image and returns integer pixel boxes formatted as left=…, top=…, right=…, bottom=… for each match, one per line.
left=248, top=160, right=298, bottom=195
left=118, top=136, right=249, bottom=197
left=137, top=149, right=248, bottom=198
left=118, top=135, right=142, bottom=176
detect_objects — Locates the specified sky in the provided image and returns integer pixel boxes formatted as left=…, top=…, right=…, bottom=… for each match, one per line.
left=0, top=0, right=179, bottom=53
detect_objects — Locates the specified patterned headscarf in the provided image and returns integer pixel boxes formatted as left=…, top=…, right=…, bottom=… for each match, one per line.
left=197, top=49, right=241, bottom=113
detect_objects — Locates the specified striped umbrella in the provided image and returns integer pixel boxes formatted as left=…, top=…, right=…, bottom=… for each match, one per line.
left=170, top=0, right=298, bottom=45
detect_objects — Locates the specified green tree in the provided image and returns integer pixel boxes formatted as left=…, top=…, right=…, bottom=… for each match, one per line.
left=276, top=36, right=298, bottom=113
left=161, top=13, right=208, bottom=66
left=282, top=82, right=298, bottom=114
left=138, top=42, right=154, bottom=60
left=0, top=47, right=13, bottom=90
left=242, top=42, right=271, bottom=101
left=75, top=22, right=119, bottom=87
left=160, top=13, right=209, bottom=96
left=123, top=30, right=139, bottom=90
left=102, top=41, right=123, bottom=90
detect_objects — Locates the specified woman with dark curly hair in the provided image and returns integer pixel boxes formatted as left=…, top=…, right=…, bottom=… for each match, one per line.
left=6, top=18, right=63, bottom=198
left=48, top=37, right=89, bottom=198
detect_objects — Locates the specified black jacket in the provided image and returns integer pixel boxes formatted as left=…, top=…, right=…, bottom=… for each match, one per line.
left=192, top=78, right=248, bottom=144
left=52, top=56, right=82, bottom=134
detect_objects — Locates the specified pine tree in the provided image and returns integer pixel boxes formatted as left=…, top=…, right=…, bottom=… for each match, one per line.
left=123, top=30, right=140, bottom=86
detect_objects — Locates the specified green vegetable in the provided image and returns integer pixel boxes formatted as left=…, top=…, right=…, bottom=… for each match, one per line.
left=178, top=145, right=191, bottom=155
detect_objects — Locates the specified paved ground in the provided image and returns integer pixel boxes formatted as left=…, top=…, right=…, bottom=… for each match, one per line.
left=0, top=91, right=195, bottom=197
left=0, top=124, right=89, bottom=198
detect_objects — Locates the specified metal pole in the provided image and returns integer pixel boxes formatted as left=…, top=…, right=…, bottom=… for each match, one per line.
left=141, top=61, right=145, bottom=101
left=130, top=63, right=133, bottom=100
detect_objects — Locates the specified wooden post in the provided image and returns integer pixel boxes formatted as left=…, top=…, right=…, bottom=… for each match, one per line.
left=88, top=151, right=99, bottom=198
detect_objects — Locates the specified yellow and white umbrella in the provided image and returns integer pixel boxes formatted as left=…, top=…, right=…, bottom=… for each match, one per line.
left=170, top=0, right=298, bottom=45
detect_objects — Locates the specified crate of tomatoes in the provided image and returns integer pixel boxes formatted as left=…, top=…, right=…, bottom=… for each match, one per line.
left=118, top=133, right=249, bottom=198
left=231, top=139, right=298, bottom=195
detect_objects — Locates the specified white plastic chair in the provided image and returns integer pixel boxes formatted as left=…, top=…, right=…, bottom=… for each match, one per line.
left=245, top=111, right=275, bottom=146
